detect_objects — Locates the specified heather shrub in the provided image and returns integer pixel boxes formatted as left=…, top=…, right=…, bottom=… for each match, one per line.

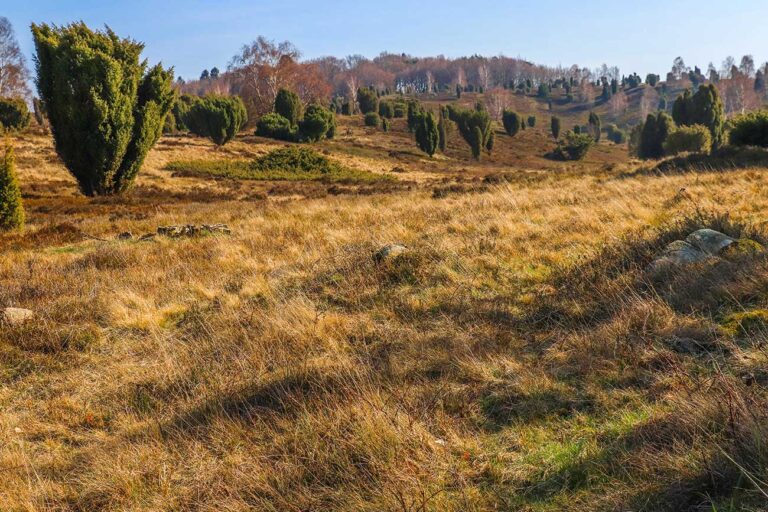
left=527, top=115, right=536, bottom=128
left=31, top=22, right=174, bottom=195
left=186, top=95, right=247, bottom=146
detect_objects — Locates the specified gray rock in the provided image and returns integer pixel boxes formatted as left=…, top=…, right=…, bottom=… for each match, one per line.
left=374, top=244, right=408, bottom=262
left=116, top=231, right=133, bottom=240
left=648, top=240, right=709, bottom=273
left=2, top=307, right=34, bottom=326
left=685, top=229, right=735, bottom=255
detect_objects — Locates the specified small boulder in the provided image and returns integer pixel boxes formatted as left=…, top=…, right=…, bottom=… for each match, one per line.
left=116, top=231, right=133, bottom=240
left=374, top=244, right=408, bottom=263
left=653, top=240, right=709, bottom=267
left=685, top=229, right=735, bottom=255
left=2, top=307, right=34, bottom=326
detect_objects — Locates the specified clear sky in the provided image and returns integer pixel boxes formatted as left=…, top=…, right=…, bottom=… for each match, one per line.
left=4, top=0, right=768, bottom=81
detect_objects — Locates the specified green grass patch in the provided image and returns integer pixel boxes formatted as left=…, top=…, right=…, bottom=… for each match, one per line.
left=166, top=146, right=392, bottom=183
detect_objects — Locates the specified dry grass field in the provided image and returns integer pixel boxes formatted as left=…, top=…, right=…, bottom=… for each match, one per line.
left=1, top=116, right=768, bottom=511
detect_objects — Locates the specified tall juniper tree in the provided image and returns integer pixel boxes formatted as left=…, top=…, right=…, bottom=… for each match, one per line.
left=32, top=22, right=174, bottom=196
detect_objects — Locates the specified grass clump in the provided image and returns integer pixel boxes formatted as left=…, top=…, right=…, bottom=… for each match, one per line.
left=166, top=146, right=391, bottom=183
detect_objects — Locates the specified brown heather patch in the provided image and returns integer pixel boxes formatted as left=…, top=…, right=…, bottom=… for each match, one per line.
left=0, top=121, right=767, bottom=510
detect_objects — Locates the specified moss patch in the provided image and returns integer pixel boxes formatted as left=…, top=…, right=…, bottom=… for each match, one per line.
left=166, top=146, right=392, bottom=184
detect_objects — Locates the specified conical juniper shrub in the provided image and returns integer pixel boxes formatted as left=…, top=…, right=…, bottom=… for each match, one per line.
left=31, top=22, right=174, bottom=196
left=0, top=144, right=24, bottom=231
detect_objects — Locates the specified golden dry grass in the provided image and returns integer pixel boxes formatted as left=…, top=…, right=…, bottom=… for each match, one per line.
left=1, top=122, right=767, bottom=511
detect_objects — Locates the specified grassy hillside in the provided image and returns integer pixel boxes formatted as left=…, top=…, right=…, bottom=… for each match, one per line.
left=1, top=117, right=767, bottom=511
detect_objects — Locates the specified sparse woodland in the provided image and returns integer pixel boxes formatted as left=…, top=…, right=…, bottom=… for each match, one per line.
left=2, top=14, right=768, bottom=512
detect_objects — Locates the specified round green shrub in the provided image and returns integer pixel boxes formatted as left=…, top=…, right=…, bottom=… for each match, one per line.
left=664, top=124, right=712, bottom=155
left=555, top=131, right=594, bottom=160
left=299, top=104, right=336, bottom=142
left=257, top=112, right=296, bottom=141
left=606, top=124, right=627, bottom=144
left=0, top=98, right=31, bottom=131
left=729, top=111, right=768, bottom=148
left=357, top=88, right=378, bottom=114
left=186, top=95, right=248, bottom=146
left=364, top=112, right=380, bottom=128
left=378, top=101, right=395, bottom=119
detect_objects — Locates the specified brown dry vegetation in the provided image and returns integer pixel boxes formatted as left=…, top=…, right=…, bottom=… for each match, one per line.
left=1, top=117, right=767, bottom=511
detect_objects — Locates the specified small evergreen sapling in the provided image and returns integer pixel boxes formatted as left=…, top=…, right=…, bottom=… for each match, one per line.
left=0, top=144, right=24, bottom=231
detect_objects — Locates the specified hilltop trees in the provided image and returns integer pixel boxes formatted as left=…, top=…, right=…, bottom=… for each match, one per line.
left=502, top=110, right=522, bottom=137
left=186, top=95, right=247, bottom=146
left=32, top=22, right=174, bottom=196
left=229, top=37, right=330, bottom=121
left=671, top=84, right=725, bottom=148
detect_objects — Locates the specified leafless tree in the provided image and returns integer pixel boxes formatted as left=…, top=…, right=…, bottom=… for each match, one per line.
left=477, top=63, right=490, bottom=90
left=424, top=70, right=434, bottom=94
left=0, top=17, right=30, bottom=98
left=455, top=66, right=466, bottom=88
left=739, top=55, right=755, bottom=78
left=721, top=56, right=736, bottom=79
left=484, top=87, right=509, bottom=120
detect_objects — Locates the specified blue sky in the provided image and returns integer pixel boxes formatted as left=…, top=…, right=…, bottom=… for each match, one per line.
left=5, top=0, right=768, bottom=81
